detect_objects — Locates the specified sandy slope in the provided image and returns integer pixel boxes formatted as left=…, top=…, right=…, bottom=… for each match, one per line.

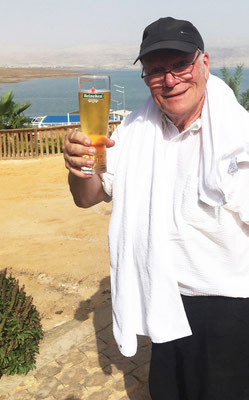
left=0, top=68, right=81, bottom=83
left=0, top=156, right=112, bottom=330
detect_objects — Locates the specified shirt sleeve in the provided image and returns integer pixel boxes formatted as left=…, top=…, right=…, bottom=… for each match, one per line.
left=224, top=162, right=249, bottom=224
left=100, top=171, right=114, bottom=198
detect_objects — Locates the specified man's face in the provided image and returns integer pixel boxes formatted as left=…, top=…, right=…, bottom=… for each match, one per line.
left=142, top=50, right=209, bottom=127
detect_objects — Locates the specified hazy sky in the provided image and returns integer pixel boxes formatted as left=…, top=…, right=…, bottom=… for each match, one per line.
left=1, top=0, right=249, bottom=50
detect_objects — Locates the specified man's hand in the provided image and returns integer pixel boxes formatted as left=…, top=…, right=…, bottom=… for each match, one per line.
left=63, top=130, right=115, bottom=178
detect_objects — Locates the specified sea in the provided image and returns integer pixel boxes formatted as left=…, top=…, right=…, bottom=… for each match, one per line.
left=0, top=68, right=248, bottom=117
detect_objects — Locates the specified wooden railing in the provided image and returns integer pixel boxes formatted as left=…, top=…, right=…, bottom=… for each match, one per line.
left=0, top=121, right=120, bottom=160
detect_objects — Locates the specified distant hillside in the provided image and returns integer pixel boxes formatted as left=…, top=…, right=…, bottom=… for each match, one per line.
left=208, top=45, right=249, bottom=67
left=1, top=43, right=249, bottom=69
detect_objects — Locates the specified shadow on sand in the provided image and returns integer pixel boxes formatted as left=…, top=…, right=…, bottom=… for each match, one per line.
left=74, top=276, right=152, bottom=399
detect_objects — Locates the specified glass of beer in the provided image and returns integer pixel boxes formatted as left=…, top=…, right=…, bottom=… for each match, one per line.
left=78, top=74, right=111, bottom=174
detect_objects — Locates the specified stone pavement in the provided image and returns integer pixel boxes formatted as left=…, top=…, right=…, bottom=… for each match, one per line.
left=0, top=304, right=152, bottom=400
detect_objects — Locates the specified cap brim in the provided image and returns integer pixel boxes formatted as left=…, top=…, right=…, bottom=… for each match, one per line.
left=133, top=40, right=198, bottom=64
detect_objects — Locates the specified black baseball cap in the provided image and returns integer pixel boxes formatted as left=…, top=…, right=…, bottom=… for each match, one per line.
left=134, top=17, right=204, bottom=64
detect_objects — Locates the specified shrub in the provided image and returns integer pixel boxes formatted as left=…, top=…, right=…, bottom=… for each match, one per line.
left=220, top=65, right=249, bottom=111
left=0, top=91, right=31, bottom=130
left=0, top=269, right=44, bottom=377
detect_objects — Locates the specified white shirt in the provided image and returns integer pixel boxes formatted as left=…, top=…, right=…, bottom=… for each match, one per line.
left=100, top=76, right=249, bottom=356
left=102, top=114, right=249, bottom=298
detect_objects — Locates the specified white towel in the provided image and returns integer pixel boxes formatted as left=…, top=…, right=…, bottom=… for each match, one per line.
left=108, top=98, right=192, bottom=357
left=199, top=74, right=249, bottom=206
left=107, top=74, right=249, bottom=357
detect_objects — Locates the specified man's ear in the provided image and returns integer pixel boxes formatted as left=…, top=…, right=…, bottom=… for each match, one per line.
left=203, top=52, right=210, bottom=80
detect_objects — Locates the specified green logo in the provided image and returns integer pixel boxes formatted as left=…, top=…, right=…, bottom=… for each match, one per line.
left=83, top=93, right=104, bottom=100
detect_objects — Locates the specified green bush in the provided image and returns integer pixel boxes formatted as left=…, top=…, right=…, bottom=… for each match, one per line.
left=0, top=91, right=31, bottom=130
left=0, top=269, right=44, bottom=377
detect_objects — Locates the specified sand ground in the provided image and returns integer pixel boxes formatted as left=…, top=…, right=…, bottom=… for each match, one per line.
left=0, top=67, right=82, bottom=84
left=0, top=156, right=112, bottom=331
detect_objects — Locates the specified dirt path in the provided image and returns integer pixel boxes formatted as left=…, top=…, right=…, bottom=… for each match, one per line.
left=0, top=156, right=112, bottom=330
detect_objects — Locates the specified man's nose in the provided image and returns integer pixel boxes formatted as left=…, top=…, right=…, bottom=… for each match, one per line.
left=163, top=72, right=178, bottom=87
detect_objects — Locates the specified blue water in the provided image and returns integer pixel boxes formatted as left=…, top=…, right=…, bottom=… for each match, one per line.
left=0, top=68, right=248, bottom=117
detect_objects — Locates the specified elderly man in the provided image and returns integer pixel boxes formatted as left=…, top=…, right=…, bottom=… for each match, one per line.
left=64, top=17, right=249, bottom=400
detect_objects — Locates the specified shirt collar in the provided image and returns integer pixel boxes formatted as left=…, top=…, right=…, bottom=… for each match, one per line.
left=161, top=113, right=202, bottom=140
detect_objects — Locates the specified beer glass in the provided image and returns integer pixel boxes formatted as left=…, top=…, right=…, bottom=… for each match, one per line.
left=78, top=74, right=111, bottom=174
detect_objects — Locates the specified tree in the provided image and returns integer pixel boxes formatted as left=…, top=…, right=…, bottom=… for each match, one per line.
left=0, top=90, right=31, bottom=129
left=221, top=65, right=249, bottom=111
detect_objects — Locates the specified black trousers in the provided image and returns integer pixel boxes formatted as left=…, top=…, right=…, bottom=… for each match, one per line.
left=149, top=295, right=249, bottom=400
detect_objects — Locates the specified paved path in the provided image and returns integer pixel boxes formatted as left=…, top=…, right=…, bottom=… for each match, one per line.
left=0, top=304, right=152, bottom=400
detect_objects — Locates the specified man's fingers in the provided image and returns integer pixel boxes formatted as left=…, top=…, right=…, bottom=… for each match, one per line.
left=64, top=153, right=95, bottom=178
left=67, top=130, right=91, bottom=146
left=64, top=152, right=94, bottom=168
left=106, top=138, right=115, bottom=148
left=66, top=142, right=96, bottom=157
left=63, top=130, right=115, bottom=179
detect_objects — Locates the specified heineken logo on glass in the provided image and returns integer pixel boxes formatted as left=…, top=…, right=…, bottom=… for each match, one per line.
left=83, top=88, right=104, bottom=100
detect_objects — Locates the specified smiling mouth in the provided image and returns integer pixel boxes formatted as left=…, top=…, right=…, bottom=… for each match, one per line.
left=163, top=89, right=188, bottom=99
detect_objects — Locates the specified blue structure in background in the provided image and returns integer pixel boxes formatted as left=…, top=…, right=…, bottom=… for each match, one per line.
left=43, top=115, right=80, bottom=124
left=30, top=112, right=121, bottom=128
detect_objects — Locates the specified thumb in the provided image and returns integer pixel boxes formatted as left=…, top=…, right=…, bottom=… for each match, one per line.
left=106, top=138, right=115, bottom=148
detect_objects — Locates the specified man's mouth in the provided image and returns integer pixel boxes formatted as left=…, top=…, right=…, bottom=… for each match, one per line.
left=162, top=88, right=188, bottom=99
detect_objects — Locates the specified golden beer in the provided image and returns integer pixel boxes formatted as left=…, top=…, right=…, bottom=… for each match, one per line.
left=78, top=89, right=111, bottom=174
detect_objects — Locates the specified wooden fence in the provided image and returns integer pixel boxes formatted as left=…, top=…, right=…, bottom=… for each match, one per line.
left=0, top=121, right=120, bottom=160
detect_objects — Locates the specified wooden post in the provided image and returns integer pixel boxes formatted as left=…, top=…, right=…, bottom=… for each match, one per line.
left=11, top=132, right=15, bottom=158
left=25, top=131, right=29, bottom=158
left=20, top=132, right=24, bottom=159
left=29, top=132, right=34, bottom=157
left=7, top=132, right=11, bottom=158
left=11, top=132, right=14, bottom=157
left=50, top=129, right=55, bottom=156
left=45, top=131, right=49, bottom=156
left=16, top=132, right=20, bottom=158
left=3, top=133, right=7, bottom=159
left=109, top=121, right=120, bottom=136
left=39, top=131, right=43, bottom=157
left=56, top=131, right=61, bottom=154
left=0, top=133, right=2, bottom=159
left=34, top=129, right=38, bottom=157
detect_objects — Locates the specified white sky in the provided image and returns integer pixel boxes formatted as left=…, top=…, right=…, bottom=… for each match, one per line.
left=1, top=0, right=249, bottom=50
